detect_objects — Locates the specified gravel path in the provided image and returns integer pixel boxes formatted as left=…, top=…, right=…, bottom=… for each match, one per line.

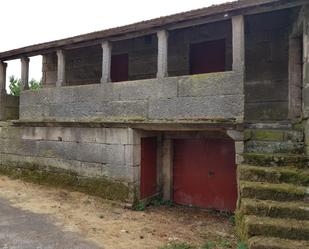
left=0, top=198, right=102, bottom=249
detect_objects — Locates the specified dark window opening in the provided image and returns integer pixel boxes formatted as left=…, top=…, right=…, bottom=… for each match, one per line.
left=111, top=53, right=129, bottom=82
left=144, top=35, right=153, bottom=45
left=190, top=39, right=226, bottom=75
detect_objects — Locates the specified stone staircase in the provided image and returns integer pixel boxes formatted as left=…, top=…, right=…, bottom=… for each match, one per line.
left=236, top=128, right=309, bottom=249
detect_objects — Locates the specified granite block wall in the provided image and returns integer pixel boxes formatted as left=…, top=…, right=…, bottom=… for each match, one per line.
left=21, top=71, right=244, bottom=122
left=244, top=9, right=290, bottom=121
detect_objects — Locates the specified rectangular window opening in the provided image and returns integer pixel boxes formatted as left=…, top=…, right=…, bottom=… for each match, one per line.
left=189, top=39, right=226, bottom=75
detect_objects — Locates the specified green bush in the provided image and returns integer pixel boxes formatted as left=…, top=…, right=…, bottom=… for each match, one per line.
left=9, top=76, right=21, bottom=96
left=9, top=75, right=42, bottom=96
left=29, top=78, right=42, bottom=90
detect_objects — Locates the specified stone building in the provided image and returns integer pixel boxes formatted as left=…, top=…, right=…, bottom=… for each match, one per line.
left=0, top=0, right=308, bottom=248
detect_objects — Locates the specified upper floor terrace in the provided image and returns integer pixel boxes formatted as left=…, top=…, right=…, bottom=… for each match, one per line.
left=0, top=0, right=307, bottom=127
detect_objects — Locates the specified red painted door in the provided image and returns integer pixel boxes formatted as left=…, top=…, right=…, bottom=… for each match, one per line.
left=173, top=138, right=237, bottom=212
left=140, top=137, right=157, bottom=199
left=111, top=53, right=129, bottom=82
left=190, top=39, right=226, bottom=74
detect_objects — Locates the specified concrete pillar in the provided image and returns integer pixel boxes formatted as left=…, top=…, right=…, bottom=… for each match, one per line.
left=0, top=61, right=7, bottom=92
left=100, top=41, right=112, bottom=83
left=303, top=7, right=309, bottom=156
left=303, top=12, right=309, bottom=118
left=21, top=57, right=30, bottom=90
left=157, top=30, right=168, bottom=78
left=232, top=15, right=245, bottom=73
left=288, top=37, right=302, bottom=119
left=226, top=129, right=244, bottom=164
left=56, top=50, right=66, bottom=87
left=0, top=61, right=7, bottom=121
left=162, top=138, right=173, bottom=200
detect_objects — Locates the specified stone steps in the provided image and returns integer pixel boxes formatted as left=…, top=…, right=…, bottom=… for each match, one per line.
left=243, top=153, right=309, bottom=169
left=244, top=129, right=303, bottom=143
left=245, top=141, right=304, bottom=154
left=248, top=236, right=309, bottom=249
left=244, top=129, right=304, bottom=154
left=240, top=198, right=309, bottom=220
left=238, top=165, right=309, bottom=186
left=243, top=215, right=309, bottom=241
left=240, top=181, right=308, bottom=202
left=237, top=151, right=309, bottom=249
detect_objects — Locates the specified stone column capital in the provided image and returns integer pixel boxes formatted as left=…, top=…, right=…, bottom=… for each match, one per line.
left=101, top=41, right=112, bottom=49
left=0, top=61, right=8, bottom=68
left=157, top=30, right=169, bottom=38
left=21, top=57, right=30, bottom=63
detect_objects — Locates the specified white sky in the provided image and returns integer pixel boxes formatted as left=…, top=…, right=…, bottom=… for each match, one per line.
left=1, top=0, right=232, bottom=89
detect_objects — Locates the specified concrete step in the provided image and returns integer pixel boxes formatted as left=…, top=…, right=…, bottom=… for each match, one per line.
left=242, top=153, right=309, bottom=169
left=240, top=198, right=309, bottom=220
left=244, top=215, right=309, bottom=241
left=240, top=181, right=308, bottom=202
left=238, top=165, right=309, bottom=186
left=248, top=236, right=309, bottom=249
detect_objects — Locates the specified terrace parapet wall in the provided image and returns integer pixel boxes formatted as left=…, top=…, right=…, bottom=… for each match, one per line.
left=19, top=71, right=244, bottom=124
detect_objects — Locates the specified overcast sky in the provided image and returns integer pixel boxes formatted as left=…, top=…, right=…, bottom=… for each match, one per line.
left=1, top=0, right=232, bottom=88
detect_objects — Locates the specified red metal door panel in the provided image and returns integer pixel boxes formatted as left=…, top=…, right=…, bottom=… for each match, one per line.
left=190, top=39, right=226, bottom=75
left=140, top=137, right=157, bottom=199
left=111, top=53, right=129, bottom=82
left=173, top=138, right=237, bottom=212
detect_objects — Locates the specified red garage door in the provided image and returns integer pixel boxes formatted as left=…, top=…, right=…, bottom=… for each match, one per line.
left=140, top=137, right=157, bottom=199
left=173, top=138, right=237, bottom=212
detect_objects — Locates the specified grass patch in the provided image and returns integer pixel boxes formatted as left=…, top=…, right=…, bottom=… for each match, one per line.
left=132, top=201, right=145, bottom=211
left=200, top=241, right=215, bottom=249
left=150, top=196, right=173, bottom=207
left=236, top=242, right=248, bottom=249
left=228, top=215, right=235, bottom=226
left=218, top=239, right=232, bottom=248
left=158, top=239, right=238, bottom=249
left=133, top=196, right=173, bottom=211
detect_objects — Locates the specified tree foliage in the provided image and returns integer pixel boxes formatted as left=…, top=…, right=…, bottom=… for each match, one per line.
left=9, top=76, right=21, bottom=96
left=9, top=75, right=42, bottom=96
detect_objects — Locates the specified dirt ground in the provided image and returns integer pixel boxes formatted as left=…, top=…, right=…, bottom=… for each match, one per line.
left=0, top=176, right=237, bottom=249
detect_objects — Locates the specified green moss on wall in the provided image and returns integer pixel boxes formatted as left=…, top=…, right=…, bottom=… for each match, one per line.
left=0, top=164, right=131, bottom=202
left=242, top=153, right=309, bottom=168
left=253, top=130, right=284, bottom=141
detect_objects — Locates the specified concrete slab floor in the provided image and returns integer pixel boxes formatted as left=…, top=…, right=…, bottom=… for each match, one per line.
left=0, top=198, right=102, bottom=249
